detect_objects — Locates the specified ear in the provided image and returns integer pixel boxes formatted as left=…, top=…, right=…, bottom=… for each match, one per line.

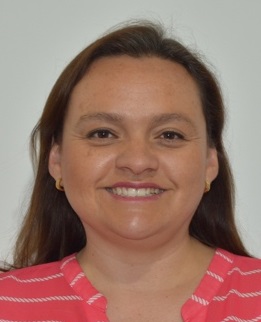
left=48, top=143, right=62, bottom=180
left=206, top=147, right=219, bottom=183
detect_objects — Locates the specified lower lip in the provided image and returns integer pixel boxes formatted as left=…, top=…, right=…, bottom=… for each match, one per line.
left=106, top=189, right=164, bottom=201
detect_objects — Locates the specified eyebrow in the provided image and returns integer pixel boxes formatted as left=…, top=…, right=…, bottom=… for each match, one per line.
left=76, top=112, right=196, bottom=129
left=77, top=112, right=123, bottom=125
left=150, top=113, right=195, bottom=128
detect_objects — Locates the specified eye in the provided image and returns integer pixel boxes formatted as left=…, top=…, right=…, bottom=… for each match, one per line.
left=160, top=131, right=184, bottom=140
left=87, top=129, right=115, bottom=139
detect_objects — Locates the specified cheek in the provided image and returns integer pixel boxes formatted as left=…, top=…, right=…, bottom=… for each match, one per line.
left=60, top=145, right=115, bottom=190
left=59, top=147, right=112, bottom=220
left=162, top=148, right=208, bottom=186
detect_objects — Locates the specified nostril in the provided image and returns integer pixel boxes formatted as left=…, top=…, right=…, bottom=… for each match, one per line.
left=115, top=144, right=159, bottom=175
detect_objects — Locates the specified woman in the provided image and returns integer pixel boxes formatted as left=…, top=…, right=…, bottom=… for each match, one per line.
left=0, top=21, right=260, bottom=321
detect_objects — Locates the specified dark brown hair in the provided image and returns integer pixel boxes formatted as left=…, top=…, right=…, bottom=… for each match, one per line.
left=11, top=21, right=249, bottom=269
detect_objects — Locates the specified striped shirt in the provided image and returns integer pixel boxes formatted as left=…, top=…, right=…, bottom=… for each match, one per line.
left=0, top=249, right=260, bottom=321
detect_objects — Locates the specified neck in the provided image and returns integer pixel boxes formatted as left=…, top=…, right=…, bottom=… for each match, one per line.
left=77, top=232, right=214, bottom=292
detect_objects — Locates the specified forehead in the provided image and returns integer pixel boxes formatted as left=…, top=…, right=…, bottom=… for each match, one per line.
left=74, top=55, right=200, bottom=92
left=67, top=56, right=203, bottom=122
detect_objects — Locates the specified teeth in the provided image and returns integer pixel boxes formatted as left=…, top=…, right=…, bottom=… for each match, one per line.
left=110, top=187, right=163, bottom=197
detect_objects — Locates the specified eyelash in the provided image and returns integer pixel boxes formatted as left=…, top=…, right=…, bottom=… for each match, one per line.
left=159, top=131, right=185, bottom=141
left=87, top=129, right=116, bottom=139
left=86, top=129, right=186, bottom=146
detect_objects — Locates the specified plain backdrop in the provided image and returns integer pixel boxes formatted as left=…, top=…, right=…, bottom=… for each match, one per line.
left=1, top=0, right=260, bottom=261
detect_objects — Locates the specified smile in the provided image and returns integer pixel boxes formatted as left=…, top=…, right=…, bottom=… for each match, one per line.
left=107, top=187, right=164, bottom=197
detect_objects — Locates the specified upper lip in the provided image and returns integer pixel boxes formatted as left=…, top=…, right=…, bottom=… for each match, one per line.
left=109, top=182, right=165, bottom=189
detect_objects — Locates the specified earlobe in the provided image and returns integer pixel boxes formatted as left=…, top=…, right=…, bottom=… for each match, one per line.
left=48, top=143, right=62, bottom=180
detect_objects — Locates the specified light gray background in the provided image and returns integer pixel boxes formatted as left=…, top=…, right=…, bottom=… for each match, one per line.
left=1, top=0, right=260, bottom=261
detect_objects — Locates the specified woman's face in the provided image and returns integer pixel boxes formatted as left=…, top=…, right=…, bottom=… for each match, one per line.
left=49, top=56, right=218, bottom=246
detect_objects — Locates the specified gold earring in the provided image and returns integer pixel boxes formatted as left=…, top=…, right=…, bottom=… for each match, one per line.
left=204, top=181, right=211, bottom=193
left=55, top=178, right=64, bottom=191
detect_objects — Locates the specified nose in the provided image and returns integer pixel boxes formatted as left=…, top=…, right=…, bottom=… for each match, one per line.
left=115, top=139, right=159, bottom=176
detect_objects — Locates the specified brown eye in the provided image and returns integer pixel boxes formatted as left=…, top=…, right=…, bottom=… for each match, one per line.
left=161, top=131, right=184, bottom=140
left=88, top=129, right=114, bottom=139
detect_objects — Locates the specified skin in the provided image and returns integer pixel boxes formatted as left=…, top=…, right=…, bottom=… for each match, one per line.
left=49, top=56, right=219, bottom=321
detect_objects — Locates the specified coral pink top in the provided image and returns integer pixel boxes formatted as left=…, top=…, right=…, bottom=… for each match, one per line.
left=0, top=249, right=260, bottom=321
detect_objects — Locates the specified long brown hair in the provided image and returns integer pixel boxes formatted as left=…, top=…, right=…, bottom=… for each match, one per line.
left=11, top=21, right=249, bottom=269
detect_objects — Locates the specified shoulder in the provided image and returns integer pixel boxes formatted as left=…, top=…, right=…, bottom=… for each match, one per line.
left=0, top=254, right=76, bottom=293
left=220, top=248, right=261, bottom=276
left=212, top=250, right=261, bottom=298
left=212, top=249, right=261, bottom=283
left=204, top=249, right=261, bottom=320
left=226, top=251, right=261, bottom=293
left=213, top=248, right=261, bottom=269
left=0, top=254, right=94, bottom=320
left=232, top=252, right=261, bottom=269
left=0, top=260, right=61, bottom=281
